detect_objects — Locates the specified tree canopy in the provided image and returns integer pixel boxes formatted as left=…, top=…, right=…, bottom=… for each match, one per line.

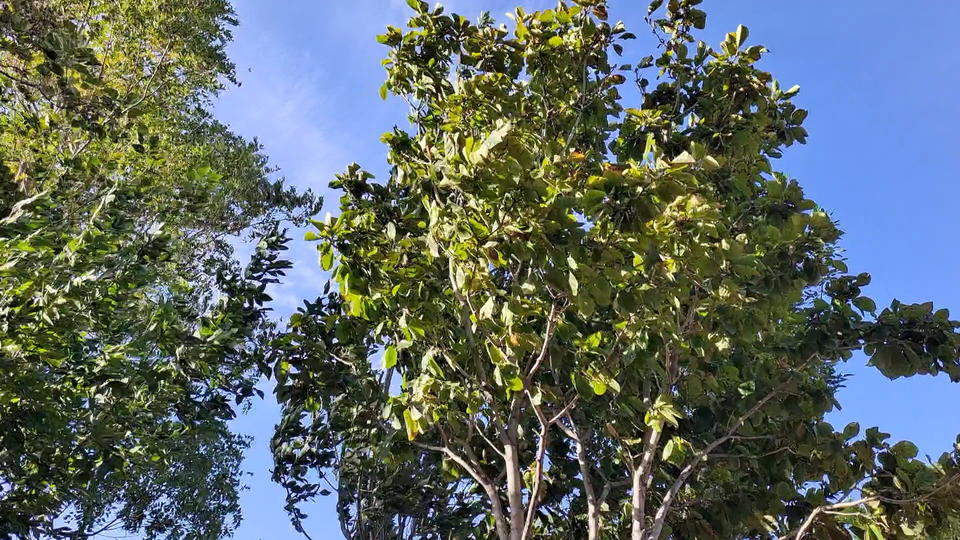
left=271, top=1, right=960, bottom=539
left=2, top=0, right=958, bottom=539
left=0, top=0, right=317, bottom=537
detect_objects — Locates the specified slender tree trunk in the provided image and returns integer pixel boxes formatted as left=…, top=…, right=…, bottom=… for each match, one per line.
left=567, top=422, right=600, bottom=540
left=419, top=441, right=512, bottom=540
left=586, top=491, right=600, bottom=539
left=488, top=487, right=513, bottom=540
left=631, top=427, right=663, bottom=540
left=584, top=476, right=600, bottom=538
left=633, top=347, right=680, bottom=540
left=631, top=465, right=645, bottom=540
left=504, top=438, right=525, bottom=540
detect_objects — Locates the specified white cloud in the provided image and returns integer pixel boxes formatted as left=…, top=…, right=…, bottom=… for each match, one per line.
left=216, top=31, right=345, bottom=195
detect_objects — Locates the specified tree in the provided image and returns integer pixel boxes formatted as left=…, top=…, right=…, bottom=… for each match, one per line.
left=0, top=0, right=318, bottom=536
left=273, top=0, right=960, bottom=539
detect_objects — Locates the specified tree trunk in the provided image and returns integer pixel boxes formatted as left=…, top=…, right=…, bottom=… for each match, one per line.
left=586, top=488, right=600, bottom=540
left=632, top=427, right=663, bottom=540
left=504, top=439, right=525, bottom=540
left=569, top=424, right=600, bottom=540
left=631, top=466, right=645, bottom=540
left=489, top=491, right=513, bottom=540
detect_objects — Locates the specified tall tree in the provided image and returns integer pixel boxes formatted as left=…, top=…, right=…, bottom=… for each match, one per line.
left=274, top=0, right=960, bottom=539
left=0, top=0, right=318, bottom=537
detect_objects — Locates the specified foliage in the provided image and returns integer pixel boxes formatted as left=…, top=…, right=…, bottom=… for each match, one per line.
left=270, top=293, right=484, bottom=539
left=274, top=0, right=960, bottom=539
left=0, top=0, right=318, bottom=536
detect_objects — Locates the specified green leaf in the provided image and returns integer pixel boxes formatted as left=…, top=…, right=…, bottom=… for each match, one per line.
left=472, top=121, right=511, bottom=162
left=583, top=189, right=606, bottom=208
left=661, top=436, right=687, bottom=465
left=662, top=438, right=676, bottom=462
left=568, top=272, right=579, bottom=296
left=690, top=9, right=707, bottom=29
left=383, top=345, right=398, bottom=369
left=479, top=296, right=498, bottom=319
left=547, top=36, right=564, bottom=48
left=569, top=373, right=588, bottom=396
left=590, top=378, right=607, bottom=395
left=891, top=441, right=918, bottom=460
left=422, top=351, right=443, bottom=377
left=671, top=151, right=696, bottom=165
left=487, top=342, right=507, bottom=365
left=403, top=409, right=419, bottom=441
left=645, top=396, right=681, bottom=432
left=735, top=25, right=749, bottom=48
left=319, top=243, right=334, bottom=271
left=853, top=296, right=876, bottom=313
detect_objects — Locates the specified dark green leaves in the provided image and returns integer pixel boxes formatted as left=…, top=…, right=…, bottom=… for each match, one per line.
left=690, top=9, right=707, bottom=29
left=0, top=1, right=317, bottom=536
left=376, top=25, right=403, bottom=46
left=843, top=422, right=861, bottom=440
left=891, top=440, right=919, bottom=460
left=471, top=121, right=512, bottom=163
left=854, top=296, right=877, bottom=313
left=661, top=436, right=690, bottom=465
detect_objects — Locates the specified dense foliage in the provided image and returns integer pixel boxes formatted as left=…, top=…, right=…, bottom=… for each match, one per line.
left=272, top=1, right=960, bottom=539
left=3, top=0, right=958, bottom=538
left=0, top=0, right=317, bottom=537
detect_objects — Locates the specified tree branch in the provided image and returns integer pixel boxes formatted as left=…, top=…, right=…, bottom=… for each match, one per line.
left=412, top=440, right=511, bottom=540
left=524, top=302, right=562, bottom=383
left=558, top=413, right=602, bottom=540
left=782, top=472, right=960, bottom=539
left=644, top=355, right=817, bottom=540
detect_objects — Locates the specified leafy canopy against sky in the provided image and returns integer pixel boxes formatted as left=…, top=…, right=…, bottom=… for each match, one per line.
left=212, top=1, right=950, bottom=540
left=3, top=0, right=955, bottom=538
left=210, top=0, right=960, bottom=538
left=0, top=0, right=316, bottom=536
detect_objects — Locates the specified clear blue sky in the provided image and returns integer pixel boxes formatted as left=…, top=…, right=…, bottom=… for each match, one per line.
left=213, top=1, right=960, bottom=538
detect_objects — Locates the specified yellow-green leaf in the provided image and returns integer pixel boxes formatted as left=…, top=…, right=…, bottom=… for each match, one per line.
left=383, top=345, right=398, bottom=369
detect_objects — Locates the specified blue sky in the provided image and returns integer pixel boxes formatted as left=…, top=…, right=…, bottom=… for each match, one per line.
left=214, top=1, right=960, bottom=538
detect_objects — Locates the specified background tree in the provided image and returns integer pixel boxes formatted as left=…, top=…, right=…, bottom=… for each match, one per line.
left=0, top=0, right=318, bottom=537
left=274, top=1, right=960, bottom=538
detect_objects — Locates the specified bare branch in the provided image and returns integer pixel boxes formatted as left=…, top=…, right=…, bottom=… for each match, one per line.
left=558, top=413, right=602, bottom=540
left=549, top=397, right=579, bottom=425
left=411, top=440, right=511, bottom=540
left=524, top=302, right=562, bottom=383
left=471, top=418, right=506, bottom=459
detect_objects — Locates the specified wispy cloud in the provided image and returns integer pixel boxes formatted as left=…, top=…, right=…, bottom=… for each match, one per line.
left=217, top=32, right=345, bottom=194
